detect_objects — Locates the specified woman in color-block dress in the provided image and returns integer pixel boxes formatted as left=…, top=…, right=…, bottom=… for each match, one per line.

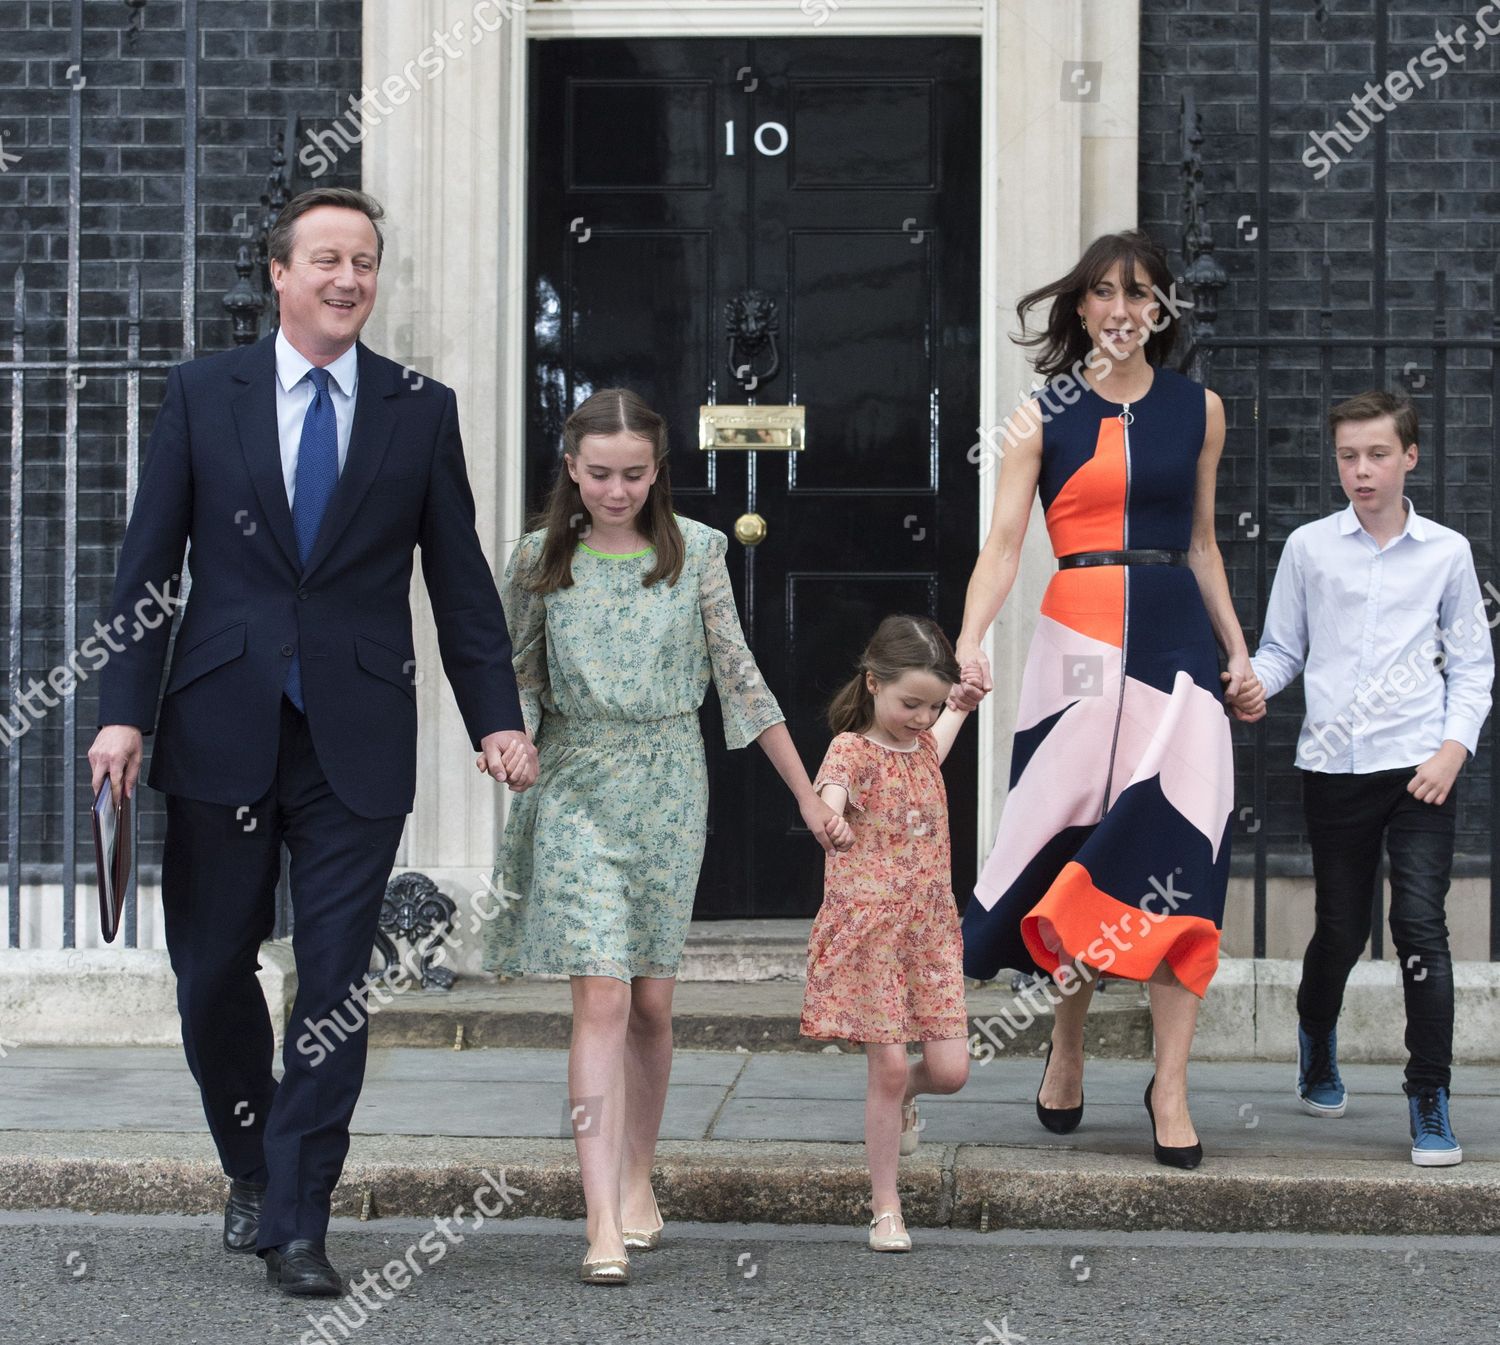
left=951, top=230, right=1263, bottom=1167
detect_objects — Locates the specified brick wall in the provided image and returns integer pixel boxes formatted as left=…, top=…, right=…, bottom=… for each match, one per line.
left=0, top=0, right=363, bottom=879
left=2, top=0, right=1493, bottom=889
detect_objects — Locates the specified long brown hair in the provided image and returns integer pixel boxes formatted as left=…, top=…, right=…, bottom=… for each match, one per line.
left=523, top=388, right=686, bottom=594
left=1013, top=229, right=1179, bottom=379
left=827, top=615, right=961, bottom=735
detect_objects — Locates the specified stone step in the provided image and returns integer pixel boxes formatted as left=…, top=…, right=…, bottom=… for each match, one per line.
left=364, top=976, right=1155, bottom=1056
left=6, top=1131, right=1497, bottom=1237
left=674, top=920, right=815, bottom=981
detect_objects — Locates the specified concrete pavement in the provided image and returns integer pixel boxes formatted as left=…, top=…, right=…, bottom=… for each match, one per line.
left=3, top=1044, right=1497, bottom=1236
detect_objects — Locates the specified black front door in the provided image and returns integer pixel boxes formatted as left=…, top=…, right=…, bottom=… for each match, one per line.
left=526, top=36, right=981, bottom=918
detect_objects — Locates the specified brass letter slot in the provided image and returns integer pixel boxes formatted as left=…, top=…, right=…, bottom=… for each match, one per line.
left=698, top=404, right=806, bottom=452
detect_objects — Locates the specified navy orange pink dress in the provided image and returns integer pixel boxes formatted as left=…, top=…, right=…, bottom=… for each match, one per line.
left=801, top=731, right=968, bottom=1044
left=961, top=365, right=1234, bottom=997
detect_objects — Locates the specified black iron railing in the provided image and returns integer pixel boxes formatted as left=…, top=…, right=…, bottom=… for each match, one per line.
left=0, top=0, right=303, bottom=949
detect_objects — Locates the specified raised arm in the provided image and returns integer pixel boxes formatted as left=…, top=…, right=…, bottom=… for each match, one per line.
left=927, top=704, right=972, bottom=766
left=951, top=405, right=1044, bottom=708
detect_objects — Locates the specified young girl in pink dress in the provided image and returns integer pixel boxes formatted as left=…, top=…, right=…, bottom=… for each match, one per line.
left=800, top=615, right=977, bottom=1252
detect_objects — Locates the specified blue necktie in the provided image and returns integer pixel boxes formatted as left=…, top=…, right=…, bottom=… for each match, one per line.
left=285, top=366, right=339, bottom=711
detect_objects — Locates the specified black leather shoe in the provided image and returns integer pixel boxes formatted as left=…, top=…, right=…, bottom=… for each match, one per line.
left=1144, top=1075, right=1203, bottom=1169
left=1035, top=1042, right=1084, bottom=1134
left=223, top=1179, right=267, bottom=1253
left=264, top=1240, right=342, bottom=1297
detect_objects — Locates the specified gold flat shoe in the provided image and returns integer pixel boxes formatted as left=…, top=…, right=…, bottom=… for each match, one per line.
left=579, top=1254, right=630, bottom=1285
left=623, top=1188, right=664, bottom=1250
left=868, top=1209, right=912, bottom=1253
left=899, top=1099, right=921, bottom=1156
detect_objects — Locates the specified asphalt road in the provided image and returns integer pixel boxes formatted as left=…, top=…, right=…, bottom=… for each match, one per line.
left=6, top=1212, right=1496, bottom=1345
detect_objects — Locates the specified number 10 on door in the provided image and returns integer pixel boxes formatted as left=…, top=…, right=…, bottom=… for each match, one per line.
left=725, top=121, right=789, bottom=157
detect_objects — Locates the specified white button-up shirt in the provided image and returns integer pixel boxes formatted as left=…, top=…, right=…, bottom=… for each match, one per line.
left=1250, top=498, right=1495, bottom=774
left=274, top=327, right=358, bottom=508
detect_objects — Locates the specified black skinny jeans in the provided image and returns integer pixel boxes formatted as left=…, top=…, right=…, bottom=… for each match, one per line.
left=1296, top=767, right=1458, bottom=1095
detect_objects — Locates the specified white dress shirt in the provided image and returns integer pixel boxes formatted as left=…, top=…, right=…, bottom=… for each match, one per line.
left=274, top=327, right=358, bottom=507
left=1251, top=498, right=1495, bottom=773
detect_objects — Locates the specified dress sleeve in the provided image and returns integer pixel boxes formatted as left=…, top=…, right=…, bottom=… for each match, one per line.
left=699, top=527, right=786, bottom=749
left=813, top=734, right=876, bottom=812
left=499, top=534, right=548, bottom=740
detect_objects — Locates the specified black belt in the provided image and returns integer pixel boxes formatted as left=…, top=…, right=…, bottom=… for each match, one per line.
left=1057, top=549, right=1189, bottom=569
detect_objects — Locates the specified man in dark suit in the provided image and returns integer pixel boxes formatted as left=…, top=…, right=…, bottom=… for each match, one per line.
left=88, top=188, right=537, bottom=1297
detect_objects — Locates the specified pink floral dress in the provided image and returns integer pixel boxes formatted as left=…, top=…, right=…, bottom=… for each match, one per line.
left=800, top=730, right=968, bottom=1045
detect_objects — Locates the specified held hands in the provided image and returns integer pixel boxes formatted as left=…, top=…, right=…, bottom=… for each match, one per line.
left=88, top=725, right=144, bottom=804
left=1409, top=742, right=1466, bottom=807
left=1220, top=654, right=1266, bottom=723
left=800, top=792, right=854, bottom=853
left=475, top=729, right=539, bottom=792
left=949, top=644, right=992, bottom=713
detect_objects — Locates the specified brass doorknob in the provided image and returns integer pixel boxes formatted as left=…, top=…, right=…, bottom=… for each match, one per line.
left=734, top=512, right=767, bottom=546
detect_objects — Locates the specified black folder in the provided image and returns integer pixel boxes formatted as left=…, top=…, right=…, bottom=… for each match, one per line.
left=91, top=779, right=132, bottom=943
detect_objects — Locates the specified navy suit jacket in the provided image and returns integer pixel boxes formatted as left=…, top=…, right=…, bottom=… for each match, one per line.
left=96, top=332, right=525, bottom=818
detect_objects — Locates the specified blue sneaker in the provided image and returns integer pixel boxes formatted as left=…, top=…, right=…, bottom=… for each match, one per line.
left=1296, top=1024, right=1347, bottom=1117
left=1408, top=1087, right=1463, bottom=1167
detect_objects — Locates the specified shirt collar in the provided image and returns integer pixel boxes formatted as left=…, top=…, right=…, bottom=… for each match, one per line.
left=1338, top=495, right=1427, bottom=543
left=275, top=327, right=359, bottom=399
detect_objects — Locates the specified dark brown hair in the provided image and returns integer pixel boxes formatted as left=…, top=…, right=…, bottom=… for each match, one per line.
left=268, top=188, right=386, bottom=268
left=1013, top=229, right=1179, bottom=379
left=523, top=388, right=686, bottom=595
left=827, top=615, right=961, bottom=735
left=1328, top=388, right=1419, bottom=450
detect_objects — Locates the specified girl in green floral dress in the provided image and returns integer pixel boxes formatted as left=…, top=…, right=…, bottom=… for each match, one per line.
left=481, top=388, right=848, bottom=1284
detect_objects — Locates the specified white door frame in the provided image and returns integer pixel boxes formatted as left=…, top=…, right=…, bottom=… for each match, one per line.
left=361, top=0, right=1139, bottom=916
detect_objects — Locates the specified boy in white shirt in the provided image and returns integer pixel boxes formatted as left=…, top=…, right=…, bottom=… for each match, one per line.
left=1235, top=390, right=1493, bottom=1167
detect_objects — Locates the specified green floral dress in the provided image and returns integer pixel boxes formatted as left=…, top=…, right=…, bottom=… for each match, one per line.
left=481, top=515, right=785, bottom=981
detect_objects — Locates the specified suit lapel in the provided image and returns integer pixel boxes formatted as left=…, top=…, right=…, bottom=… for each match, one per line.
left=230, top=335, right=300, bottom=573
left=300, top=341, right=397, bottom=580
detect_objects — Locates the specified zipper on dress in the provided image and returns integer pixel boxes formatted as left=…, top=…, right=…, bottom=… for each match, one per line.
left=1100, top=401, right=1134, bottom=815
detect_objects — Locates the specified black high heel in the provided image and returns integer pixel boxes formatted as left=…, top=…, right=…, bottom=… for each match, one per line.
left=1035, top=1042, right=1084, bottom=1134
left=1144, top=1074, right=1203, bottom=1169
